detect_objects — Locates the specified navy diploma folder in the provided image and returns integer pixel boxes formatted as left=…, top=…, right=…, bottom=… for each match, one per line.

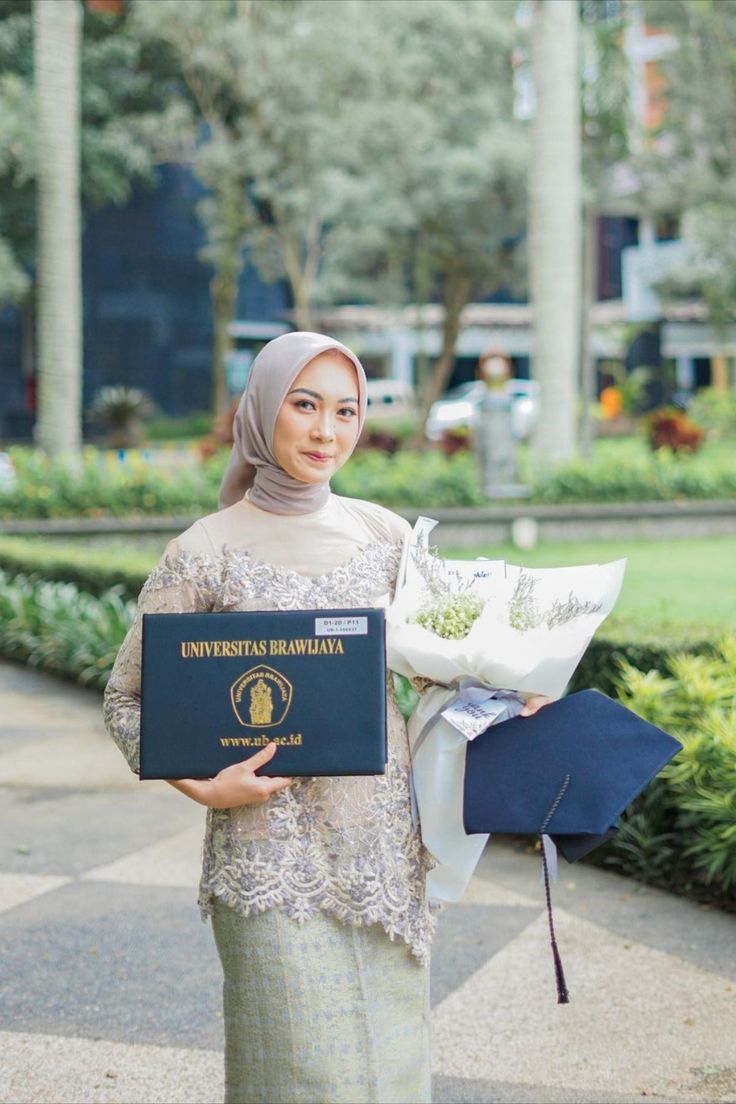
left=140, top=608, right=387, bottom=779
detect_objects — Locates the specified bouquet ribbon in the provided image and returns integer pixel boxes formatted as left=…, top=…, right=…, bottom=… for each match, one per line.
left=409, top=681, right=526, bottom=902
left=412, top=679, right=524, bottom=755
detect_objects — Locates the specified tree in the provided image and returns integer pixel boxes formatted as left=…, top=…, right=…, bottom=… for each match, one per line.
left=0, top=64, right=33, bottom=304
left=0, top=1, right=171, bottom=302
left=33, top=0, right=83, bottom=456
left=131, top=0, right=529, bottom=423
left=131, top=0, right=371, bottom=413
left=631, top=1, right=736, bottom=341
left=528, top=0, right=581, bottom=465
left=318, top=0, right=528, bottom=437
left=1, top=0, right=184, bottom=450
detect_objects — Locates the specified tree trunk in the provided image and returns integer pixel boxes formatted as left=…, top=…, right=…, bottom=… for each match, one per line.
left=210, top=267, right=238, bottom=414
left=579, top=203, right=598, bottom=459
left=290, top=281, right=314, bottom=332
left=34, top=0, right=83, bottom=456
left=280, top=228, right=314, bottom=331
left=529, top=0, right=581, bottom=465
left=406, top=271, right=471, bottom=450
left=411, top=245, right=432, bottom=402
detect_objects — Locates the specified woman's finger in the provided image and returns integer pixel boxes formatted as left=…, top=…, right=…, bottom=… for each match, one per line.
left=242, top=742, right=278, bottom=770
left=520, top=694, right=552, bottom=717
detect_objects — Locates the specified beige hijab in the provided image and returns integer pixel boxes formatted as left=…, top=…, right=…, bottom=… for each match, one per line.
left=218, top=331, right=368, bottom=514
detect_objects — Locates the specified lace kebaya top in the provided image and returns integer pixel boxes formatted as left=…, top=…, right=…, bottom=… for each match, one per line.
left=103, top=493, right=435, bottom=963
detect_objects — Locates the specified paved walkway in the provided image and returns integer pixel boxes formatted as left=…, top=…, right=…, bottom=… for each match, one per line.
left=0, top=660, right=735, bottom=1104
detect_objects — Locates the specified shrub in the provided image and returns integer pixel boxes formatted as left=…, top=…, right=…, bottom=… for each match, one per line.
left=533, top=442, right=736, bottom=503
left=645, top=407, right=705, bottom=453
left=604, top=364, right=652, bottom=416
left=332, top=449, right=485, bottom=507
left=688, top=387, right=736, bottom=440
left=591, top=636, right=736, bottom=902
left=569, top=622, right=716, bottom=697
left=358, top=416, right=420, bottom=454
left=88, top=386, right=156, bottom=449
left=0, top=569, right=135, bottom=688
left=439, top=426, right=473, bottom=456
left=0, top=447, right=224, bottom=520
left=4, top=436, right=736, bottom=519
left=145, top=411, right=213, bottom=441
left=0, top=443, right=487, bottom=519
left=358, top=427, right=403, bottom=454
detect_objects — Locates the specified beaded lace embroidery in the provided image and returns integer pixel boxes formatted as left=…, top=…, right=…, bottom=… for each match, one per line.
left=103, top=541, right=436, bottom=963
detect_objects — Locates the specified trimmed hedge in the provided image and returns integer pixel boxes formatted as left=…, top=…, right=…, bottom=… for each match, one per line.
left=568, top=620, right=716, bottom=697
left=0, top=537, right=155, bottom=601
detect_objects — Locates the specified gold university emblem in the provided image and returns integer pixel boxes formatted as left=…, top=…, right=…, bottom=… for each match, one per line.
left=230, top=665, right=293, bottom=728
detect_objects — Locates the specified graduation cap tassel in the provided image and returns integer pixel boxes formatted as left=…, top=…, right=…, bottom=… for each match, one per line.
left=540, top=775, right=571, bottom=1005
left=540, top=835, right=570, bottom=1003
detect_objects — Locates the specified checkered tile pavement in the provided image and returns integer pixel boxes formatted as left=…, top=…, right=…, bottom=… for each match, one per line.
left=1, top=661, right=735, bottom=1104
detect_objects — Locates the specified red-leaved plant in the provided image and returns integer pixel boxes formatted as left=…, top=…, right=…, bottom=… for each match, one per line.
left=646, top=408, right=705, bottom=453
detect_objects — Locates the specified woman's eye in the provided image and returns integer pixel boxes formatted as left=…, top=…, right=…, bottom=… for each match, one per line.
left=295, top=399, right=316, bottom=411
left=338, top=407, right=358, bottom=418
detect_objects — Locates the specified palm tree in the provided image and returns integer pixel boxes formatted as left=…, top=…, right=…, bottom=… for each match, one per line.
left=529, top=0, right=581, bottom=464
left=33, top=0, right=83, bottom=456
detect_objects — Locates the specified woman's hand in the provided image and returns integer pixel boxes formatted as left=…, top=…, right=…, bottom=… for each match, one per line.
left=166, top=742, right=293, bottom=809
left=519, top=694, right=553, bottom=717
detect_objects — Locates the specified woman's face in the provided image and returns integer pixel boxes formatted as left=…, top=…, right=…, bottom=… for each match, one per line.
left=272, top=351, right=361, bottom=484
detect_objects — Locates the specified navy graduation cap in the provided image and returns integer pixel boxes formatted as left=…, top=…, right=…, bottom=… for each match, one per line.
left=463, top=689, right=681, bottom=1002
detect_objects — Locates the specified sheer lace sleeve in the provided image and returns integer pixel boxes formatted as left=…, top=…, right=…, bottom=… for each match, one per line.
left=102, top=538, right=217, bottom=774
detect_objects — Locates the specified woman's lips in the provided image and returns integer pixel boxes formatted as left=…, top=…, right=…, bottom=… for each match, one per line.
left=303, top=451, right=334, bottom=462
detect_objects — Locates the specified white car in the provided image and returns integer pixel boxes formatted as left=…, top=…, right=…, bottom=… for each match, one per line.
left=425, top=378, right=539, bottom=442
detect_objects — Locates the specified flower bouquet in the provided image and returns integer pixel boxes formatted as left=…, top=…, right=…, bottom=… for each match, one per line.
left=387, top=517, right=626, bottom=901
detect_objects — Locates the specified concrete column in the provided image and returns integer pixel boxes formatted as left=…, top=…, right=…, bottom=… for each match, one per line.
left=675, top=356, right=694, bottom=391
left=711, top=354, right=729, bottom=390
left=390, top=330, right=414, bottom=387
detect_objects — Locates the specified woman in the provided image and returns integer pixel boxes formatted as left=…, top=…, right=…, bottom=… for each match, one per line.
left=105, top=331, right=547, bottom=1103
left=104, top=332, right=434, bottom=1104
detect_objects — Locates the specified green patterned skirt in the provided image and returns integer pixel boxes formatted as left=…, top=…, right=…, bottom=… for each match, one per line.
left=210, top=900, right=432, bottom=1104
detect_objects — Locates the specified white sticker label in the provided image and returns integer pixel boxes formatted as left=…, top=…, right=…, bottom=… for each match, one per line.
left=315, top=616, right=368, bottom=637
left=441, top=697, right=511, bottom=740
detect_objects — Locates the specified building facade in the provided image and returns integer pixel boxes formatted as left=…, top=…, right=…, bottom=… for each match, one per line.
left=0, top=162, right=292, bottom=440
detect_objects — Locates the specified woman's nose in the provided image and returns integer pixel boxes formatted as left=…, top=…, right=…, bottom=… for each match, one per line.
left=311, top=412, right=335, bottom=440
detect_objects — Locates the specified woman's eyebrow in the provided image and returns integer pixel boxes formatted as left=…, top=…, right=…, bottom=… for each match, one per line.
left=288, top=387, right=321, bottom=399
left=288, top=387, right=359, bottom=403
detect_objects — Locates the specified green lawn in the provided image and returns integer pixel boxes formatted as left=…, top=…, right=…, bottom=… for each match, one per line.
left=445, top=536, right=736, bottom=629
